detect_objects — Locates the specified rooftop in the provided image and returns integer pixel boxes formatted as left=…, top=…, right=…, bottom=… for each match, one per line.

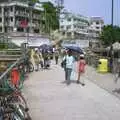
left=0, top=1, right=44, bottom=11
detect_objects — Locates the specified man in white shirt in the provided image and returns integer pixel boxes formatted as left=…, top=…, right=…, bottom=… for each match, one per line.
left=65, top=50, right=75, bottom=85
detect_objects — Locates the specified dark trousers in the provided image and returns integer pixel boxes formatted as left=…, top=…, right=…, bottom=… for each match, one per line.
left=65, top=68, right=72, bottom=81
left=55, top=56, right=59, bottom=64
left=40, top=61, right=43, bottom=68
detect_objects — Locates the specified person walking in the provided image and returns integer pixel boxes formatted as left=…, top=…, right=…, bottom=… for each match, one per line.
left=61, top=50, right=67, bottom=74
left=64, top=50, right=75, bottom=85
left=39, top=51, right=44, bottom=69
left=77, top=54, right=86, bottom=86
left=54, top=50, right=59, bottom=64
left=33, top=48, right=40, bottom=71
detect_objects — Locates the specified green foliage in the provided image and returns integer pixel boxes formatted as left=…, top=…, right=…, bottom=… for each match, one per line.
left=100, top=25, right=120, bottom=45
left=0, top=43, right=8, bottom=50
left=42, top=2, right=59, bottom=33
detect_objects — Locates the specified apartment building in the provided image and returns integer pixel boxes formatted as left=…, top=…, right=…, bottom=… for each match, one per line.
left=0, top=0, right=43, bottom=35
left=88, top=16, right=104, bottom=41
left=60, top=13, right=90, bottom=39
left=60, top=12, right=104, bottom=41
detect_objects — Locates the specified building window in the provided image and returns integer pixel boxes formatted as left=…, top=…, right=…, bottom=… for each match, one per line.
left=61, top=26, right=64, bottom=28
left=67, top=32, right=71, bottom=37
left=74, top=25, right=76, bottom=28
left=0, top=27, right=2, bottom=32
left=62, top=32, right=65, bottom=35
left=66, top=25, right=71, bottom=30
left=96, top=21, right=99, bottom=24
left=67, top=18, right=71, bottom=22
left=96, top=31, right=100, bottom=34
left=11, top=17, right=13, bottom=22
left=11, top=7, right=13, bottom=12
left=74, top=18, right=76, bottom=21
left=0, top=8, right=1, bottom=13
left=61, top=26, right=64, bottom=29
left=96, top=27, right=100, bottom=29
left=0, top=18, right=2, bottom=22
left=17, top=27, right=24, bottom=32
left=61, top=20, right=63, bottom=23
left=34, top=29, right=39, bottom=33
left=9, top=27, right=13, bottom=32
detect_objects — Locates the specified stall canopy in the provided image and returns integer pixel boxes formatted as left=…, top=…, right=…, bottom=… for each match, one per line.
left=11, top=36, right=52, bottom=47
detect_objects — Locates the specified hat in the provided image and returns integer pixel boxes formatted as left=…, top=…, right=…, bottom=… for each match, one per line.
left=35, top=48, right=38, bottom=51
left=80, top=54, right=84, bottom=57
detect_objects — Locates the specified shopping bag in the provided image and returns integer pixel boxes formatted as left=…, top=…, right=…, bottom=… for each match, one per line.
left=70, top=70, right=78, bottom=80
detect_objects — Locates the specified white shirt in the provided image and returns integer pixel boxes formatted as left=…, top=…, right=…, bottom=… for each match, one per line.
left=66, top=55, right=75, bottom=69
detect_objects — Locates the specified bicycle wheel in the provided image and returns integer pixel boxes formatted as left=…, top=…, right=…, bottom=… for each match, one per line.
left=17, top=104, right=32, bottom=120
left=11, top=112, right=23, bottom=120
left=9, top=103, right=26, bottom=120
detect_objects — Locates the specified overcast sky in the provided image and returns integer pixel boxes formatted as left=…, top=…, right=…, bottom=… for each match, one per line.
left=64, top=0, right=120, bottom=25
left=40, top=0, right=120, bottom=25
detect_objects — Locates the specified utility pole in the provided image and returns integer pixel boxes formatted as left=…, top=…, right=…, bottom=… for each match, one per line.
left=111, top=0, right=114, bottom=26
left=110, top=0, right=114, bottom=72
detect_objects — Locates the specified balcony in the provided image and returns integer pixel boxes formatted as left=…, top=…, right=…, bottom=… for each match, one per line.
left=15, top=11, right=29, bottom=17
left=32, top=23, right=40, bottom=28
left=32, top=15, right=41, bottom=20
left=0, top=23, right=2, bottom=26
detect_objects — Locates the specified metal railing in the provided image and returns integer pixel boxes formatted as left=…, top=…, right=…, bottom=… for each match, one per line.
left=0, top=47, right=29, bottom=87
left=0, top=56, right=26, bottom=85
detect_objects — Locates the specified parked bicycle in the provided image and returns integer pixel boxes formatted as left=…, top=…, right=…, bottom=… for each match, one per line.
left=0, top=80, right=32, bottom=120
left=0, top=58, right=32, bottom=120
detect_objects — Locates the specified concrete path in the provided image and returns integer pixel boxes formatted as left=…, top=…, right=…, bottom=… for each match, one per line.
left=24, top=61, right=120, bottom=120
left=85, top=66, right=120, bottom=98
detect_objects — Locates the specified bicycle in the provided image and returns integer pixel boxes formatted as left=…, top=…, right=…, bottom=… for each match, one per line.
left=0, top=76, right=32, bottom=120
left=0, top=92, right=31, bottom=120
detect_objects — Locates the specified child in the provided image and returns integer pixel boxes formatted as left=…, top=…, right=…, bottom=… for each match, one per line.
left=77, top=54, right=86, bottom=86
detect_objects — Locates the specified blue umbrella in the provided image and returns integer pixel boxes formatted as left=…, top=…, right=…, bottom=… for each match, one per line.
left=39, top=44, right=48, bottom=49
left=65, top=46, right=83, bottom=54
left=40, top=44, right=53, bottom=53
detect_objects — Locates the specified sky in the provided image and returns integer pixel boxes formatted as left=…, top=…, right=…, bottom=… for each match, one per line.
left=63, top=0, right=120, bottom=25
left=40, top=0, right=120, bottom=25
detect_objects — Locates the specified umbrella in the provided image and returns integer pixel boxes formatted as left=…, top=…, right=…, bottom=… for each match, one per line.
left=65, top=46, right=83, bottom=54
left=39, top=44, right=48, bottom=49
left=39, top=44, right=53, bottom=53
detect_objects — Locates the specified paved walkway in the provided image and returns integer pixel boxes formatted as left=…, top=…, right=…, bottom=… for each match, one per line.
left=86, top=66, right=120, bottom=98
left=24, top=61, right=120, bottom=120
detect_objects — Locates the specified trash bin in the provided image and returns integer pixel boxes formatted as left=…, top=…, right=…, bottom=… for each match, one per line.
left=97, top=59, right=108, bottom=73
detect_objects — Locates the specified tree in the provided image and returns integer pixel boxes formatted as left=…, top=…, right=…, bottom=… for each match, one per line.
left=100, top=25, right=120, bottom=45
left=42, top=2, right=59, bottom=34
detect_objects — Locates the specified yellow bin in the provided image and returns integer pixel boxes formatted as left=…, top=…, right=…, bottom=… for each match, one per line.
left=98, top=59, right=108, bottom=73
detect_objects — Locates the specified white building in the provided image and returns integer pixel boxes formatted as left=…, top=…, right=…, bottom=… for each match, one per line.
left=0, top=0, right=43, bottom=34
left=60, top=12, right=90, bottom=39
left=88, top=16, right=104, bottom=41
left=60, top=13, right=104, bottom=41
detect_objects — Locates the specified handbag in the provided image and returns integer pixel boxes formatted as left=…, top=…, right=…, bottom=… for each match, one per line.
left=61, top=59, right=66, bottom=68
